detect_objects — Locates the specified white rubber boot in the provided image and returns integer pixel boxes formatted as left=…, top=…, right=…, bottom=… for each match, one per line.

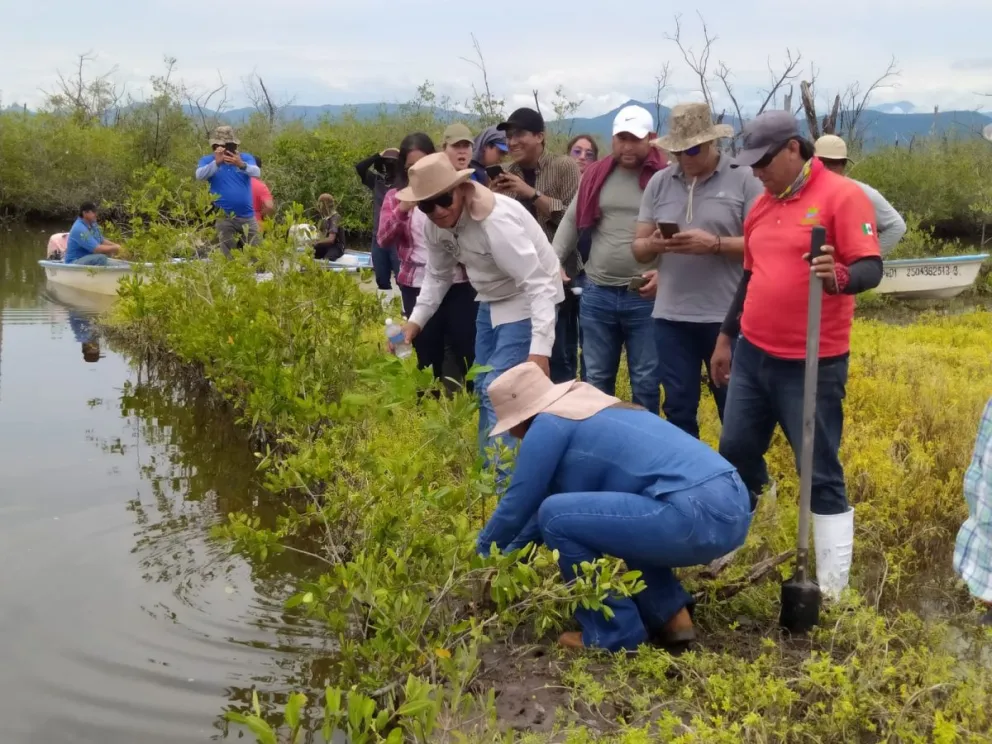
left=813, top=508, right=854, bottom=600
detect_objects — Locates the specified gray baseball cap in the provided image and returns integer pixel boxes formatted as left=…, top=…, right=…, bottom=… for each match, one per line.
left=732, top=110, right=801, bottom=167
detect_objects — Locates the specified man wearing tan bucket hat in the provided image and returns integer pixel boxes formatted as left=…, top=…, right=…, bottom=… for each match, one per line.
left=632, top=103, right=763, bottom=438
left=397, top=152, right=564, bottom=462
left=814, top=134, right=906, bottom=255
left=475, top=361, right=754, bottom=652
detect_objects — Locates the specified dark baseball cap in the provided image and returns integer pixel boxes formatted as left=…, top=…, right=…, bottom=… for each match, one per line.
left=497, top=108, right=545, bottom=134
left=732, top=110, right=801, bottom=168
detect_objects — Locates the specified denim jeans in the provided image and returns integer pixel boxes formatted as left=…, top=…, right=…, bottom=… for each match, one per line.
left=371, top=238, right=401, bottom=291
left=579, top=283, right=659, bottom=414
left=551, top=279, right=583, bottom=384
left=718, top=336, right=849, bottom=515
left=474, top=302, right=533, bottom=463
left=71, top=253, right=110, bottom=266
left=538, top=471, right=753, bottom=651
left=655, top=319, right=734, bottom=439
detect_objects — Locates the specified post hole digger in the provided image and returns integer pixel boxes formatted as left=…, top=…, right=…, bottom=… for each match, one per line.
left=779, top=225, right=827, bottom=634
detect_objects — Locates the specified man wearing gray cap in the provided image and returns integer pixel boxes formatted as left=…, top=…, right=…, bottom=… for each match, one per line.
left=712, top=109, right=883, bottom=600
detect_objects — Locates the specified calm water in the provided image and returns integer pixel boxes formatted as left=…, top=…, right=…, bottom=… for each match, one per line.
left=0, top=226, right=330, bottom=743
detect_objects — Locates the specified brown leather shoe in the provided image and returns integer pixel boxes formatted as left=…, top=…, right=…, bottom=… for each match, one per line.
left=558, top=631, right=584, bottom=649
left=654, top=607, right=696, bottom=647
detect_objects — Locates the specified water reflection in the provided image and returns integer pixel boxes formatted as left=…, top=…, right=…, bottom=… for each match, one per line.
left=0, top=225, right=334, bottom=743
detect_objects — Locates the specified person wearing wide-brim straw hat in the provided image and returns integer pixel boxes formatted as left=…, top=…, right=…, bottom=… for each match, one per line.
left=475, top=361, right=755, bottom=653
left=632, top=102, right=763, bottom=440
left=397, top=153, right=564, bottom=471
left=814, top=134, right=906, bottom=255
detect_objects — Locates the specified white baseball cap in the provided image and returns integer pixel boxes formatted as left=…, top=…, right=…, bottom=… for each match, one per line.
left=612, top=105, right=654, bottom=139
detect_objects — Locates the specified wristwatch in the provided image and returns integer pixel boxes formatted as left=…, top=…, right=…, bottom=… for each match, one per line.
left=528, top=189, right=542, bottom=203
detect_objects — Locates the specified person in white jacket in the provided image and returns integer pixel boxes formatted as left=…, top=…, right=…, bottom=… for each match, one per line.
left=815, top=135, right=907, bottom=255
left=397, top=153, right=564, bottom=460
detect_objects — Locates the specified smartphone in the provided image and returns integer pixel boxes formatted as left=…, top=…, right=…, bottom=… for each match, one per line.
left=485, top=165, right=505, bottom=181
left=224, top=143, right=237, bottom=154
left=657, top=221, right=680, bottom=239
left=627, top=276, right=648, bottom=293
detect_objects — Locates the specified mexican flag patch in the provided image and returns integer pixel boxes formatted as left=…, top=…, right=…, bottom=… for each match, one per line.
left=862, top=223, right=874, bottom=236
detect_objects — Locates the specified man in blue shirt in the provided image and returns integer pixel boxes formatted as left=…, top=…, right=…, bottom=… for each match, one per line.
left=65, top=202, right=121, bottom=265
left=194, top=125, right=262, bottom=258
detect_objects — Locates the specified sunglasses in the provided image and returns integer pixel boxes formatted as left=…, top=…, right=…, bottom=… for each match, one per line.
left=751, top=141, right=788, bottom=170
left=417, top=190, right=455, bottom=214
left=571, top=147, right=597, bottom=161
left=672, top=144, right=703, bottom=157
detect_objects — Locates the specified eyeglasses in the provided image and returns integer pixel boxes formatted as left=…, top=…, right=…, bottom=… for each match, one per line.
left=751, top=142, right=788, bottom=170
left=672, top=144, right=703, bottom=157
left=417, top=190, right=455, bottom=214
left=571, top=147, right=597, bottom=161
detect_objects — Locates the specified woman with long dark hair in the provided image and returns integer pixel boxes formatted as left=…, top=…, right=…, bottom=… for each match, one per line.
left=378, top=132, right=478, bottom=388
left=566, top=134, right=599, bottom=177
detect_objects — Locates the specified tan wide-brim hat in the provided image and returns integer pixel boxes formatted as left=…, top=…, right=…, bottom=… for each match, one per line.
left=395, top=152, right=474, bottom=203
left=814, top=134, right=856, bottom=164
left=209, top=125, right=240, bottom=146
left=653, top=102, right=734, bottom=152
left=489, top=362, right=621, bottom=437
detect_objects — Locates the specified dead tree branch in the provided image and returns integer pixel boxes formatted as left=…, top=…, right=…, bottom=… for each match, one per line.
left=185, top=73, right=228, bottom=137
left=459, top=33, right=504, bottom=125
left=665, top=12, right=716, bottom=111
left=243, top=70, right=294, bottom=127
left=713, top=62, right=744, bottom=131
left=756, top=49, right=802, bottom=114
left=45, top=51, right=123, bottom=123
left=653, top=62, right=672, bottom=131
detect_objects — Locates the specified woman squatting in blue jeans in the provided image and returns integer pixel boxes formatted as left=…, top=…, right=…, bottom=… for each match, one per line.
left=476, top=361, right=755, bottom=652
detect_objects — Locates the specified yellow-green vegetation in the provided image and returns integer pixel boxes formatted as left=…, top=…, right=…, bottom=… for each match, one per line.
left=103, top=212, right=992, bottom=741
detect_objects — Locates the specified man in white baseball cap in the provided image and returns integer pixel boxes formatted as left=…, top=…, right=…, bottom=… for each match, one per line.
left=815, top=134, right=906, bottom=255
left=552, top=104, right=669, bottom=413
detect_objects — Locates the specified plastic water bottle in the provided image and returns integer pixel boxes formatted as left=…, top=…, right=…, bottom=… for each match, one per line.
left=385, top=318, right=412, bottom=359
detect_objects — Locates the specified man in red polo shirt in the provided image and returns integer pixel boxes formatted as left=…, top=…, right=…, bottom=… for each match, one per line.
left=710, top=110, right=882, bottom=600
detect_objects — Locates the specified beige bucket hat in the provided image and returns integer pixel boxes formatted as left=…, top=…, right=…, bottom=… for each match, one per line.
left=814, top=134, right=855, bottom=163
left=395, top=152, right=474, bottom=203
left=654, top=102, right=734, bottom=152
left=488, top=362, right=621, bottom=437
left=209, top=125, right=240, bottom=146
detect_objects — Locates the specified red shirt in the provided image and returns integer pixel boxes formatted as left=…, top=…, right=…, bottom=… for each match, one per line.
left=251, top=178, right=273, bottom=226
left=741, top=159, right=880, bottom=359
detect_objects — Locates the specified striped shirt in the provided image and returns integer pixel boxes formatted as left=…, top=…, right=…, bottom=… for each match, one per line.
left=954, top=397, right=992, bottom=602
left=505, top=150, right=580, bottom=276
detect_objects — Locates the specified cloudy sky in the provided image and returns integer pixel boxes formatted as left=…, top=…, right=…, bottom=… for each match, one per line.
left=2, top=0, right=990, bottom=118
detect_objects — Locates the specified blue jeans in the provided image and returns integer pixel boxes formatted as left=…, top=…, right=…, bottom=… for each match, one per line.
left=551, top=276, right=584, bottom=383
left=579, top=283, right=659, bottom=414
left=371, top=238, right=400, bottom=290
left=71, top=253, right=110, bottom=266
left=474, top=302, right=533, bottom=462
left=655, top=320, right=734, bottom=439
left=538, top=471, right=753, bottom=651
left=718, top=336, right=849, bottom=515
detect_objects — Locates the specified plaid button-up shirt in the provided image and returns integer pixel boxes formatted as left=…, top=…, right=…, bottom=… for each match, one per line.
left=954, top=397, right=992, bottom=602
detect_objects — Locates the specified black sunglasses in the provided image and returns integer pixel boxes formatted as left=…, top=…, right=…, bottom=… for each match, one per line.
left=417, top=190, right=455, bottom=214
left=751, top=141, right=789, bottom=169
left=672, top=144, right=703, bottom=157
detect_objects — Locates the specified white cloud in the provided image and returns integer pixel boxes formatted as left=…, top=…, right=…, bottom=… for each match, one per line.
left=1, top=0, right=990, bottom=120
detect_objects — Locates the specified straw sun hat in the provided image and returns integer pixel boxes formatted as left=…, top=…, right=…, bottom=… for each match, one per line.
left=653, top=102, right=734, bottom=152
left=395, top=152, right=474, bottom=203
left=488, top=362, right=621, bottom=437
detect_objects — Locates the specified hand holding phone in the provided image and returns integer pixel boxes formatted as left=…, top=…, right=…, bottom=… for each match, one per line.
left=485, top=165, right=505, bottom=181
left=657, top=221, right=680, bottom=239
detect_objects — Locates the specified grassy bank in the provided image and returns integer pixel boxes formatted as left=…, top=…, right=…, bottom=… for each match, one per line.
left=103, top=228, right=992, bottom=742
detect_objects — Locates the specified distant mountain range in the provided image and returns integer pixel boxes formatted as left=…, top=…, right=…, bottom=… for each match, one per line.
left=8, top=98, right=990, bottom=150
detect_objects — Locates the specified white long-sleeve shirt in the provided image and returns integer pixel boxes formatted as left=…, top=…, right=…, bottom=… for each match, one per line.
left=853, top=179, right=906, bottom=255
left=410, top=184, right=564, bottom=357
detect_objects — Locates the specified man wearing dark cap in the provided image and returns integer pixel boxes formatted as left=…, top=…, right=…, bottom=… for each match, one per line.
left=355, top=148, right=401, bottom=290
left=495, top=108, right=581, bottom=382
left=711, top=109, right=883, bottom=601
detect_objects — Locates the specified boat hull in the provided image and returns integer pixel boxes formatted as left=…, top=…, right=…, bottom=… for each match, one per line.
left=39, top=260, right=133, bottom=296
left=876, top=254, right=989, bottom=299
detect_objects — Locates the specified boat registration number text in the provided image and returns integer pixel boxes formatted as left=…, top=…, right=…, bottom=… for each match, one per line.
left=883, top=264, right=960, bottom=279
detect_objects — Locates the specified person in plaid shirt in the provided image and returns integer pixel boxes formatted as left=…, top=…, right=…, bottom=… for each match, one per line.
left=378, top=132, right=476, bottom=385
left=954, top=396, right=992, bottom=625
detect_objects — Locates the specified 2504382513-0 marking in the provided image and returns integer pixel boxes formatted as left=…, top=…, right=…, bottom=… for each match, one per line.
left=903, top=264, right=960, bottom=278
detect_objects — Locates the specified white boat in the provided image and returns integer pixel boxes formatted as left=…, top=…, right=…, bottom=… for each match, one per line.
left=318, top=250, right=373, bottom=273
left=876, top=254, right=989, bottom=299
left=39, top=259, right=135, bottom=296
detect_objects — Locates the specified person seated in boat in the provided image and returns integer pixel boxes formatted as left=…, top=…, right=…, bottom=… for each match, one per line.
left=313, top=193, right=344, bottom=261
left=65, top=202, right=121, bottom=266
left=475, top=361, right=755, bottom=652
